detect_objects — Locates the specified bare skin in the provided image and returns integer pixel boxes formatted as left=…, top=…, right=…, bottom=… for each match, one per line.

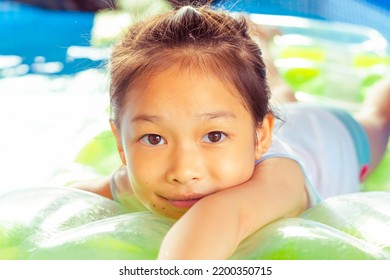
left=157, top=157, right=306, bottom=259
left=354, top=75, right=390, bottom=175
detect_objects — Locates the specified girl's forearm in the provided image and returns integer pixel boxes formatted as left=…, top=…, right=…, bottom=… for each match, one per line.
left=158, top=158, right=307, bottom=260
left=158, top=195, right=241, bottom=260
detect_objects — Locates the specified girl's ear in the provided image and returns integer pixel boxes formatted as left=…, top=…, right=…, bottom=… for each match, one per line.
left=109, top=120, right=127, bottom=166
left=255, top=113, right=274, bottom=160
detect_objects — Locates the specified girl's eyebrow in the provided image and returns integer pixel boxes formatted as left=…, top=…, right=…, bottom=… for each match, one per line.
left=198, top=111, right=237, bottom=120
left=131, top=111, right=236, bottom=124
left=131, top=114, right=162, bottom=124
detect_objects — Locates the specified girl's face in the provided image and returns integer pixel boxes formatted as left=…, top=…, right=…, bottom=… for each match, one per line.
left=112, top=66, right=272, bottom=219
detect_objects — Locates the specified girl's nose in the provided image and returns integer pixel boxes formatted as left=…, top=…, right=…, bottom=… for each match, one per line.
left=166, top=145, right=204, bottom=185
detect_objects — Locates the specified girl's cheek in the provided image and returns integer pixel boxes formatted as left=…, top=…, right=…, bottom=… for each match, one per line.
left=213, top=153, right=254, bottom=185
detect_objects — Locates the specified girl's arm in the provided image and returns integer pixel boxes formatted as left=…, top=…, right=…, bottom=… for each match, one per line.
left=70, top=177, right=113, bottom=199
left=158, top=157, right=307, bottom=259
left=70, top=166, right=132, bottom=200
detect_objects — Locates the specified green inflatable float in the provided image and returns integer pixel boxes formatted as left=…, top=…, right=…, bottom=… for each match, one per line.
left=0, top=188, right=389, bottom=260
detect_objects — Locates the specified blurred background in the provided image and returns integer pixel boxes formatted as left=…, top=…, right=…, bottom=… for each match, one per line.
left=0, top=0, right=389, bottom=195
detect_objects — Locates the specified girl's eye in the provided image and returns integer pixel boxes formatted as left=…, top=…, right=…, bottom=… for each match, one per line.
left=140, top=134, right=166, bottom=146
left=202, top=131, right=227, bottom=143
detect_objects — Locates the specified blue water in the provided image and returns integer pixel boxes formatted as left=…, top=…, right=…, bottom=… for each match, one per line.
left=0, top=2, right=102, bottom=75
left=214, top=0, right=390, bottom=45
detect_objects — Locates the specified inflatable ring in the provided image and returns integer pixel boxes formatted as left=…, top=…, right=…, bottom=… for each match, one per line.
left=1, top=188, right=389, bottom=260
left=0, top=187, right=125, bottom=260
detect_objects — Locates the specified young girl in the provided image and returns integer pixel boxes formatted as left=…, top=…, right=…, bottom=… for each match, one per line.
left=77, top=5, right=390, bottom=259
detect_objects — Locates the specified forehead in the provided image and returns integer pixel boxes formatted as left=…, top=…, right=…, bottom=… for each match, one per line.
left=125, top=66, right=248, bottom=113
left=131, top=66, right=240, bottom=101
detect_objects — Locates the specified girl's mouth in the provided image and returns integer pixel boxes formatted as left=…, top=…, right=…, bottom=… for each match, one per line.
left=166, top=198, right=201, bottom=208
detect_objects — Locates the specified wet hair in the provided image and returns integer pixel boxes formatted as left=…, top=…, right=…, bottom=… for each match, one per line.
left=109, top=5, right=272, bottom=128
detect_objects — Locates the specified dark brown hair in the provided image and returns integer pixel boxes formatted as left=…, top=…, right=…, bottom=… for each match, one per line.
left=109, top=5, right=272, bottom=128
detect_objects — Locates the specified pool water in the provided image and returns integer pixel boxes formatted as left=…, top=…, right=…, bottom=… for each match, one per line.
left=0, top=1, right=101, bottom=75
left=214, top=0, right=390, bottom=45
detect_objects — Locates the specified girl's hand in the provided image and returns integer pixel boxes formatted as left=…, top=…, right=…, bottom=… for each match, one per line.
left=158, top=157, right=307, bottom=259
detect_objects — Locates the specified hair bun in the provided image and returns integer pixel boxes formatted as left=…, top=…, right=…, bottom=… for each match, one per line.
left=167, top=0, right=214, bottom=9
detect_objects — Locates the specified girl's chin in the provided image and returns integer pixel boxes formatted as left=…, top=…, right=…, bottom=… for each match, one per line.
left=149, top=203, right=188, bottom=220
left=148, top=195, right=201, bottom=219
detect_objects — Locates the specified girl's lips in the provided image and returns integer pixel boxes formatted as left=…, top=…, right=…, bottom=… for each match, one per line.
left=166, top=197, right=202, bottom=208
